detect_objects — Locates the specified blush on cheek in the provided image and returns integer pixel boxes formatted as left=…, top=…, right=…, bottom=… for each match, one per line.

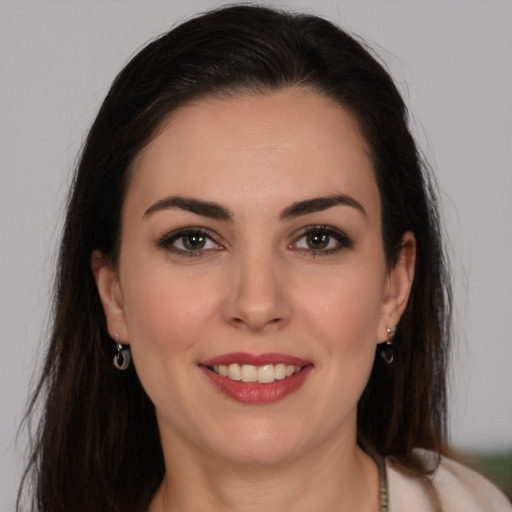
left=123, top=268, right=221, bottom=357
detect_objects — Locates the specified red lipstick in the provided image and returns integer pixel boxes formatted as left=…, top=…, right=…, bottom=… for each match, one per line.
left=202, top=352, right=311, bottom=367
left=200, top=352, right=313, bottom=404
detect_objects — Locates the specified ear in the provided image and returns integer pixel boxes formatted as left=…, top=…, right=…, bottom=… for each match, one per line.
left=91, top=250, right=129, bottom=343
left=378, top=231, right=416, bottom=341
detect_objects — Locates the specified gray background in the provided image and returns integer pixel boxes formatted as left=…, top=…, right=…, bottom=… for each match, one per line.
left=1, top=1, right=511, bottom=509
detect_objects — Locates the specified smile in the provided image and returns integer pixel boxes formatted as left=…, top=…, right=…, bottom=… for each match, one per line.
left=201, top=353, right=313, bottom=404
left=209, top=363, right=302, bottom=384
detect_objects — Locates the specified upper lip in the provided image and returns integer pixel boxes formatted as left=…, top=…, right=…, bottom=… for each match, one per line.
left=201, top=352, right=312, bottom=367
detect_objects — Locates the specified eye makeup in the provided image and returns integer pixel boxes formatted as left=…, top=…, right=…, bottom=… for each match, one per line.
left=155, top=223, right=354, bottom=260
left=155, top=227, right=223, bottom=258
left=289, top=225, right=354, bottom=257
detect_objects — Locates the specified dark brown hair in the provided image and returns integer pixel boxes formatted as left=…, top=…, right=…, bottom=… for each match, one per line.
left=18, top=5, right=451, bottom=511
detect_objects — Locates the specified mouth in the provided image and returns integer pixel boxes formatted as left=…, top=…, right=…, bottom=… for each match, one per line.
left=208, top=363, right=302, bottom=383
left=200, top=353, right=313, bottom=404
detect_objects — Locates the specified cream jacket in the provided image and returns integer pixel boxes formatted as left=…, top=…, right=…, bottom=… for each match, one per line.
left=387, top=455, right=512, bottom=511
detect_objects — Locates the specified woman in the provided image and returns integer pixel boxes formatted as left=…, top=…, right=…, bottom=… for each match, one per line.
left=17, top=5, right=511, bottom=512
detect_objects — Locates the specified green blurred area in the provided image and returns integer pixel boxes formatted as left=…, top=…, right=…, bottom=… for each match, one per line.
left=458, top=451, right=512, bottom=501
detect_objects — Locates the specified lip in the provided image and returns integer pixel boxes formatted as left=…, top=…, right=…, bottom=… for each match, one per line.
left=200, top=352, right=314, bottom=404
left=202, top=352, right=312, bottom=367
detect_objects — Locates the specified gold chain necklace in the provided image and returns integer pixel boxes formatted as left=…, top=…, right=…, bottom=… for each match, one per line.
left=377, top=455, right=389, bottom=512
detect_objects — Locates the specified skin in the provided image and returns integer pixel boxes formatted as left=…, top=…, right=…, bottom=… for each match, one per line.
left=93, top=88, right=415, bottom=511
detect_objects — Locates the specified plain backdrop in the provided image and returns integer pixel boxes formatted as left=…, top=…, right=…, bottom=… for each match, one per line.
left=1, top=1, right=511, bottom=509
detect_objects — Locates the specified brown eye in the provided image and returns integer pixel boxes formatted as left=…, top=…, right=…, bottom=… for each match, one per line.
left=305, top=232, right=330, bottom=250
left=290, top=226, right=353, bottom=255
left=182, top=233, right=207, bottom=250
left=157, top=228, right=222, bottom=256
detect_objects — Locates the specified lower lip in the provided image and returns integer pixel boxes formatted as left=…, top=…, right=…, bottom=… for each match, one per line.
left=201, top=365, right=313, bottom=404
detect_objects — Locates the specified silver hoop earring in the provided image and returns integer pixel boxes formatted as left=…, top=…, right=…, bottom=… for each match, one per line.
left=380, top=327, right=395, bottom=364
left=113, top=333, right=131, bottom=370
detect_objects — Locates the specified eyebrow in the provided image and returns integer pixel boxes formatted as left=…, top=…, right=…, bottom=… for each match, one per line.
left=280, top=195, right=366, bottom=219
left=143, top=196, right=234, bottom=221
left=143, top=193, right=366, bottom=221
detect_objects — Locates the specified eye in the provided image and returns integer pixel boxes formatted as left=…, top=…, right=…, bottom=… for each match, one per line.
left=290, top=226, right=353, bottom=255
left=303, top=231, right=337, bottom=250
left=157, top=228, right=223, bottom=256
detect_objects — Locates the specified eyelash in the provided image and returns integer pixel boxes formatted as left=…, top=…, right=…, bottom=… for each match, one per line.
left=156, top=225, right=353, bottom=258
left=156, top=227, right=222, bottom=258
left=290, top=225, right=354, bottom=256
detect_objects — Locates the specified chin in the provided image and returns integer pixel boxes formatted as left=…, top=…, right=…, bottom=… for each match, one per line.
left=201, top=419, right=317, bottom=467
left=217, top=441, right=302, bottom=467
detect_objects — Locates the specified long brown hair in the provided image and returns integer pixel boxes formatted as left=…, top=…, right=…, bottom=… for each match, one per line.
left=18, top=5, right=451, bottom=511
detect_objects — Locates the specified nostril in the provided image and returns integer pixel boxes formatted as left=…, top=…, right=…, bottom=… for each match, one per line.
left=229, top=314, right=287, bottom=332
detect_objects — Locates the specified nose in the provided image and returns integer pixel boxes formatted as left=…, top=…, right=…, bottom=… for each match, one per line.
left=221, top=250, right=290, bottom=333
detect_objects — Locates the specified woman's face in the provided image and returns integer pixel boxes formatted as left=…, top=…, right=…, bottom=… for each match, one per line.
left=94, top=88, right=414, bottom=466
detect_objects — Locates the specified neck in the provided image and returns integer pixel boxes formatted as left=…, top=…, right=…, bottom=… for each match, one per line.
left=149, top=433, right=379, bottom=512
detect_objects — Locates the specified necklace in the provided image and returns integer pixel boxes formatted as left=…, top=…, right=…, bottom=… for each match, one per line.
left=377, top=455, right=389, bottom=512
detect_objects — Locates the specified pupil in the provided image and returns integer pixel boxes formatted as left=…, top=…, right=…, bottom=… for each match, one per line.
left=184, top=234, right=206, bottom=250
left=307, top=232, right=329, bottom=249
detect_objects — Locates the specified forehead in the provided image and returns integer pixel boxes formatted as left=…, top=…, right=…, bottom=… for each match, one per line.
left=127, top=88, right=379, bottom=219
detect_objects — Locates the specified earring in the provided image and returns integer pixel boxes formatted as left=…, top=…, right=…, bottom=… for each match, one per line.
left=113, top=333, right=131, bottom=370
left=380, top=327, right=395, bottom=364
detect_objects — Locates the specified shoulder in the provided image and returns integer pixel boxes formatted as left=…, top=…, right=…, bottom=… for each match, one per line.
left=386, top=450, right=512, bottom=512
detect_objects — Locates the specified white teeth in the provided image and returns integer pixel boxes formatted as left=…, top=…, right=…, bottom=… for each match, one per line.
left=241, top=364, right=258, bottom=382
left=227, top=363, right=241, bottom=380
left=275, top=364, right=286, bottom=380
left=211, top=363, right=303, bottom=383
left=258, top=365, right=275, bottom=384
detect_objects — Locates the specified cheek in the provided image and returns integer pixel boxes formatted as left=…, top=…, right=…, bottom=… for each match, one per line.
left=118, top=263, right=223, bottom=426
left=120, top=262, right=221, bottom=359
left=295, top=262, right=385, bottom=402
left=312, top=285, right=381, bottom=383
left=298, top=263, right=386, bottom=348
